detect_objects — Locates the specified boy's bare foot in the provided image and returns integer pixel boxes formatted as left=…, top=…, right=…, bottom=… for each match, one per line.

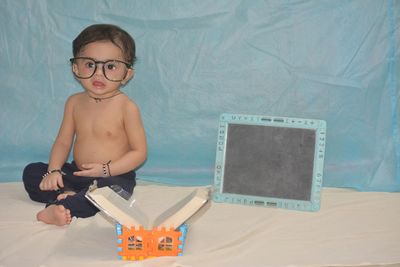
left=37, top=205, right=72, bottom=226
left=57, top=191, right=76, bottom=201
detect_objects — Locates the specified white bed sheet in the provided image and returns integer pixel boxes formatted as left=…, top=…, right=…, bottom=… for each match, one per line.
left=1, top=182, right=400, bottom=267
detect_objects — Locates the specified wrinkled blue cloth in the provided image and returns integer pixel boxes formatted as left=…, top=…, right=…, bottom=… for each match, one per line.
left=0, top=0, right=399, bottom=191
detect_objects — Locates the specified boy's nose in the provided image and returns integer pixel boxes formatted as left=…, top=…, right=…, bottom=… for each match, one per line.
left=93, top=64, right=105, bottom=77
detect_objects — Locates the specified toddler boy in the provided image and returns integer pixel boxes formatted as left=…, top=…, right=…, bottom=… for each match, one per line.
left=23, top=24, right=147, bottom=226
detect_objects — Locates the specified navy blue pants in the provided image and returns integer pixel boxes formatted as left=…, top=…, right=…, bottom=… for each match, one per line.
left=22, top=162, right=136, bottom=218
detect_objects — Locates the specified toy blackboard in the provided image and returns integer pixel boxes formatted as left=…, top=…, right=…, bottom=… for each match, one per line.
left=213, top=114, right=326, bottom=211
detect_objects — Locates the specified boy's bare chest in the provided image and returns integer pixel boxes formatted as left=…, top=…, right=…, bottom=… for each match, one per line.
left=74, top=105, right=124, bottom=137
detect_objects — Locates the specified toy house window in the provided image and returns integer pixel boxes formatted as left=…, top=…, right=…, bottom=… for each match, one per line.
left=158, top=236, right=173, bottom=251
left=127, top=235, right=143, bottom=250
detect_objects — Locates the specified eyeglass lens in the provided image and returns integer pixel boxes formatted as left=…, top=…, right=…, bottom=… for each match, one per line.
left=73, top=58, right=128, bottom=82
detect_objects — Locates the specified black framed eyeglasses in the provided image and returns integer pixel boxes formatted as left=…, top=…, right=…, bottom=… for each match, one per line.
left=70, top=57, right=132, bottom=82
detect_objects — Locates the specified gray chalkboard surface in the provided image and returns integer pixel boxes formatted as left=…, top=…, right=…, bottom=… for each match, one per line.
left=223, top=124, right=315, bottom=201
left=213, top=114, right=326, bottom=211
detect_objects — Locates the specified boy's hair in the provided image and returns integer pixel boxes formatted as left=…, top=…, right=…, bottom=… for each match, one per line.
left=73, top=24, right=136, bottom=66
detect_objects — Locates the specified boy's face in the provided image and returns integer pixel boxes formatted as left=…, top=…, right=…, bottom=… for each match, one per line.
left=71, top=41, right=134, bottom=97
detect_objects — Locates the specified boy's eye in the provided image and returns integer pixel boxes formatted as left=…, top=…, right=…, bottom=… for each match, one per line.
left=85, top=61, right=95, bottom=68
left=105, top=62, right=117, bottom=70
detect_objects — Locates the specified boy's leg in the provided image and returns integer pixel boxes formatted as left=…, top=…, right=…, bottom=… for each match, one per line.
left=22, top=162, right=77, bottom=202
left=23, top=162, right=73, bottom=226
left=23, top=162, right=59, bottom=203
left=57, top=171, right=136, bottom=218
left=97, top=172, right=136, bottom=193
left=24, top=161, right=136, bottom=219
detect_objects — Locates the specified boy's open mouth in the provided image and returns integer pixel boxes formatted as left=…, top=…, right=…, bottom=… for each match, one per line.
left=92, top=81, right=105, bottom=88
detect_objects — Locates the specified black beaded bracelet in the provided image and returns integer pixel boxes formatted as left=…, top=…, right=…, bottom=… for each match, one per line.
left=42, top=169, right=66, bottom=179
left=107, top=161, right=112, bottom=177
left=102, top=160, right=112, bottom=177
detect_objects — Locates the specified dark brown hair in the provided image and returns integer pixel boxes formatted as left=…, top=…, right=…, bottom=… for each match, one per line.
left=72, top=24, right=136, bottom=65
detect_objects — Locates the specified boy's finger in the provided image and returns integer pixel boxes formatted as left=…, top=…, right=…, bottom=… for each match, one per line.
left=52, top=179, right=59, bottom=190
left=73, top=170, right=83, bottom=176
left=58, top=178, right=64, bottom=188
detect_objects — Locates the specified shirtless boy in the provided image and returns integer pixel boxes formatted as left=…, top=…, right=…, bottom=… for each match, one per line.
left=22, top=24, right=147, bottom=226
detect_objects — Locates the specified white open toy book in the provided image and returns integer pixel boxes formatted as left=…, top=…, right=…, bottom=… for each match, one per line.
left=85, top=182, right=210, bottom=230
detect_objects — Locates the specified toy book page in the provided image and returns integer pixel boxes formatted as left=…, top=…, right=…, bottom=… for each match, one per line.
left=86, top=186, right=149, bottom=228
left=153, top=187, right=210, bottom=229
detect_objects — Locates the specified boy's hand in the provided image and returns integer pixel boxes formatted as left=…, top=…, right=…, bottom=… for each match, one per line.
left=73, top=163, right=105, bottom=177
left=40, top=172, right=64, bottom=191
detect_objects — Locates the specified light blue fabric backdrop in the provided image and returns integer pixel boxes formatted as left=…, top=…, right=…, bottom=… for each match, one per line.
left=0, top=0, right=399, bottom=191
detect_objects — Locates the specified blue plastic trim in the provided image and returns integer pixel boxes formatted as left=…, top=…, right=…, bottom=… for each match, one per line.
left=213, top=113, right=326, bottom=212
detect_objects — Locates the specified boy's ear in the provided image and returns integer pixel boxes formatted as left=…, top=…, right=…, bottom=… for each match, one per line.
left=121, top=68, right=134, bottom=85
left=72, top=64, right=80, bottom=77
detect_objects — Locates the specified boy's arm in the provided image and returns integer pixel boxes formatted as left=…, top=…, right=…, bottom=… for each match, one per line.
left=74, top=100, right=147, bottom=177
left=40, top=96, right=76, bottom=191
left=106, top=100, right=147, bottom=175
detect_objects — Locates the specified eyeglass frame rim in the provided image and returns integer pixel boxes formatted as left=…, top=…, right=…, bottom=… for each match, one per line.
left=69, top=56, right=133, bottom=82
